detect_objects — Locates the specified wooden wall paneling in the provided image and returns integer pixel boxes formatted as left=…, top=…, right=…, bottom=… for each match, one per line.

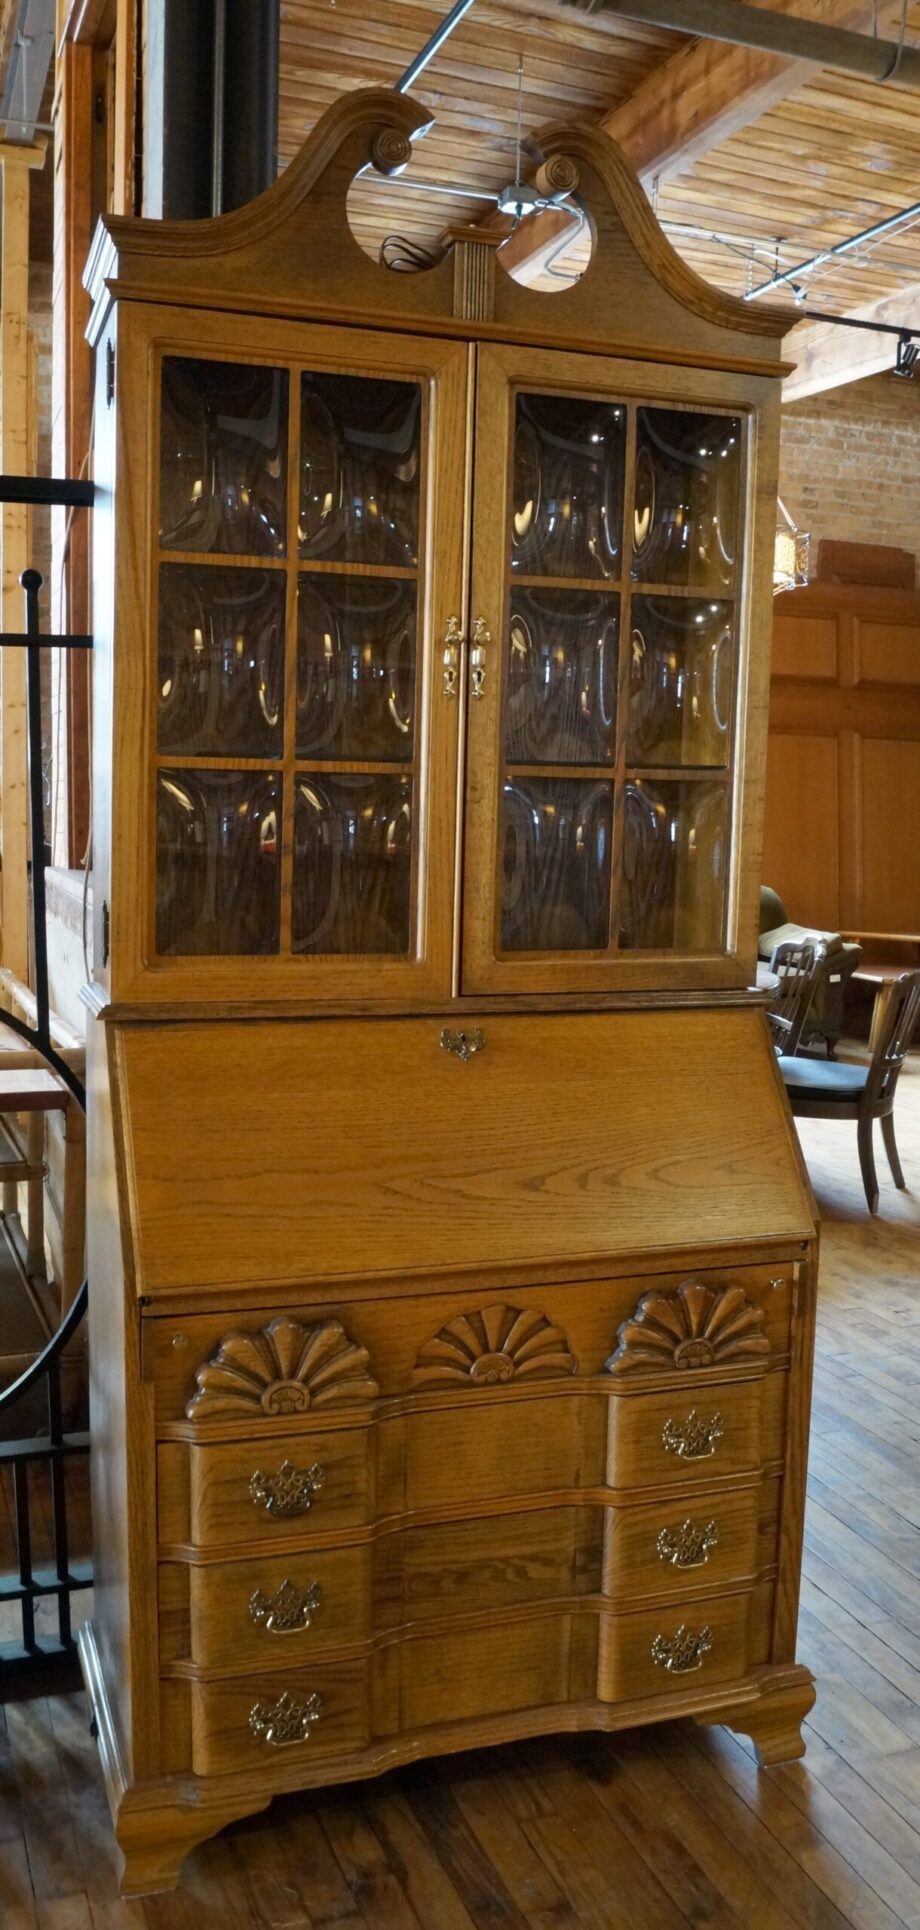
left=770, top=611, right=837, bottom=682
left=859, top=737, right=920, bottom=932
left=0, top=142, right=46, bottom=978
left=761, top=731, right=839, bottom=930
left=765, top=577, right=920, bottom=938
left=836, top=725, right=863, bottom=931
left=858, top=621, right=920, bottom=686
left=52, top=40, right=95, bottom=867
left=111, top=0, right=137, bottom=217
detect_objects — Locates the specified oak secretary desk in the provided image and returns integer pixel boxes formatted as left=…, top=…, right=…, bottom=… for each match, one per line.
left=78, top=87, right=818, bottom=1895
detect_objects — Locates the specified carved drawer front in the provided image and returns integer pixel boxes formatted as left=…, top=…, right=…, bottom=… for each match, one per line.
left=188, top=1545, right=372, bottom=1670
left=375, top=1506, right=603, bottom=1628
left=187, top=1429, right=373, bottom=1552
left=597, top=1589, right=751, bottom=1704
left=190, top=1657, right=369, bottom=1778
left=602, top=1487, right=759, bottom=1605
left=405, top=1392, right=606, bottom=1512
left=399, top=1610, right=598, bottom=1730
left=607, top=1381, right=763, bottom=1491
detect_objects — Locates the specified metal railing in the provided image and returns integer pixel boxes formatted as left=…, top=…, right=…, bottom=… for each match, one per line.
left=0, top=472, right=93, bottom=1688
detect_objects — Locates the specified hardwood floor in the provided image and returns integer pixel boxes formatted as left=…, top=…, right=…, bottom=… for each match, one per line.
left=2, top=1052, right=920, bottom=1929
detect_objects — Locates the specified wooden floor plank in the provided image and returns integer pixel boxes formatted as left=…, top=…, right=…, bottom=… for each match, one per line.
left=693, top=1722, right=920, bottom=1930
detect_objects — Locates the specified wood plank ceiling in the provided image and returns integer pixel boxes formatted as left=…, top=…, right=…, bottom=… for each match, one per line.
left=278, top=0, right=920, bottom=345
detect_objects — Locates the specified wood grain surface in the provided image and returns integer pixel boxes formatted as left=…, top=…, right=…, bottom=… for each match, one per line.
left=115, top=1009, right=813, bottom=1293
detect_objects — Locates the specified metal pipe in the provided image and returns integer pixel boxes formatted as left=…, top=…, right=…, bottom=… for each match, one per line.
left=802, top=308, right=920, bottom=337
left=396, top=0, right=477, bottom=94
left=211, top=0, right=227, bottom=216
left=745, top=199, right=920, bottom=299
left=222, top=0, right=279, bottom=211
left=568, top=0, right=920, bottom=91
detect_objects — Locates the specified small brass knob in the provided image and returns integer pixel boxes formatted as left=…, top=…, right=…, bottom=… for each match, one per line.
left=440, top=1027, right=486, bottom=1062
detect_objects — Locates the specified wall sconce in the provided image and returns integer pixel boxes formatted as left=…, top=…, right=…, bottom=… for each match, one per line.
left=773, top=497, right=810, bottom=596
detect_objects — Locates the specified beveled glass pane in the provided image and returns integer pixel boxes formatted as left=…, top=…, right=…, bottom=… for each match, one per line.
left=619, top=778, right=729, bottom=951
left=293, top=773, right=413, bottom=955
left=297, top=574, right=417, bottom=762
left=631, top=409, right=741, bottom=591
left=511, top=393, right=626, bottom=580
left=159, top=357, right=288, bottom=557
left=627, top=597, right=734, bottom=769
left=156, top=769, right=281, bottom=955
left=505, top=589, right=619, bottom=766
left=299, top=374, right=421, bottom=566
left=500, top=777, right=613, bottom=952
left=158, top=564, right=285, bottom=758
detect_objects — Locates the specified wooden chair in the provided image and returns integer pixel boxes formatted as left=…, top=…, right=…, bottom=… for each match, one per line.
left=767, top=939, right=826, bottom=1058
left=780, top=969, right=920, bottom=1214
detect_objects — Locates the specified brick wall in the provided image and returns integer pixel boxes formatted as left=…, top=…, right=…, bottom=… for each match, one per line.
left=779, top=373, right=920, bottom=560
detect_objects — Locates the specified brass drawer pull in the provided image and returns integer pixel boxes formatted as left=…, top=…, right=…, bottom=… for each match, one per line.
left=661, top=1409, right=723, bottom=1462
left=440, top=1026, right=485, bottom=1062
left=651, top=1624, right=712, bottom=1675
left=656, top=1518, right=719, bottom=1570
left=249, top=1688, right=323, bottom=1747
left=443, top=615, right=463, bottom=697
left=249, top=1459, right=325, bottom=1517
left=470, top=615, right=490, bottom=698
left=250, top=1578, right=323, bottom=1635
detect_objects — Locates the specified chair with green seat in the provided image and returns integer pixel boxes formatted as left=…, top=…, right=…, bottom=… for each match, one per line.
left=780, top=969, right=920, bottom=1214
left=759, top=886, right=862, bottom=1058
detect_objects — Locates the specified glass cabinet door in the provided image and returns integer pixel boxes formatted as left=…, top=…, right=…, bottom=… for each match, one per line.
left=148, top=324, right=468, bottom=999
left=461, top=346, right=749, bottom=993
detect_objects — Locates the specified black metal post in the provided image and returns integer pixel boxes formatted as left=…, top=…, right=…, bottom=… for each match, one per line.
left=20, top=569, right=50, bottom=1053
left=0, top=480, right=93, bottom=1687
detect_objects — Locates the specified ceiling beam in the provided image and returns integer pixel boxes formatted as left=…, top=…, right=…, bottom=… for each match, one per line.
left=605, top=0, right=884, bottom=189
left=784, top=288, right=920, bottom=400
left=497, top=1, right=891, bottom=291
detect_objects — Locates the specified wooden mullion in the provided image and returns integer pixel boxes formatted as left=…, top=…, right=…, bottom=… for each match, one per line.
left=297, top=558, right=419, bottom=582
left=608, top=402, right=638, bottom=960
left=630, top=580, right=739, bottom=601
left=405, top=371, right=431, bottom=966
left=154, top=755, right=284, bottom=773
left=625, top=765, right=732, bottom=784
left=294, top=759, right=416, bottom=778
left=505, top=762, right=616, bottom=782
left=156, top=548, right=287, bottom=572
left=279, top=367, right=301, bottom=956
left=510, top=571, right=626, bottom=595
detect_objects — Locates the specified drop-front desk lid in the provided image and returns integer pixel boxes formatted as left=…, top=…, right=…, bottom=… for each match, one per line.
left=112, top=1009, right=814, bottom=1298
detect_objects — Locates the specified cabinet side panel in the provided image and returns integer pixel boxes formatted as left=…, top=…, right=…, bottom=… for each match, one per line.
left=86, top=1017, right=160, bottom=1780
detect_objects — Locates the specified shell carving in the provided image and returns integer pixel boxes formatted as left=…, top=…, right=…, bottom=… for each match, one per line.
left=413, top=1304, right=576, bottom=1389
left=605, top=1280, right=769, bottom=1377
left=185, top=1317, right=378, bottom=1421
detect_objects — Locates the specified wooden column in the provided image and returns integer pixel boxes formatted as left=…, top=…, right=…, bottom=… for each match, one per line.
left=0, top=142, right=46, bottom=980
